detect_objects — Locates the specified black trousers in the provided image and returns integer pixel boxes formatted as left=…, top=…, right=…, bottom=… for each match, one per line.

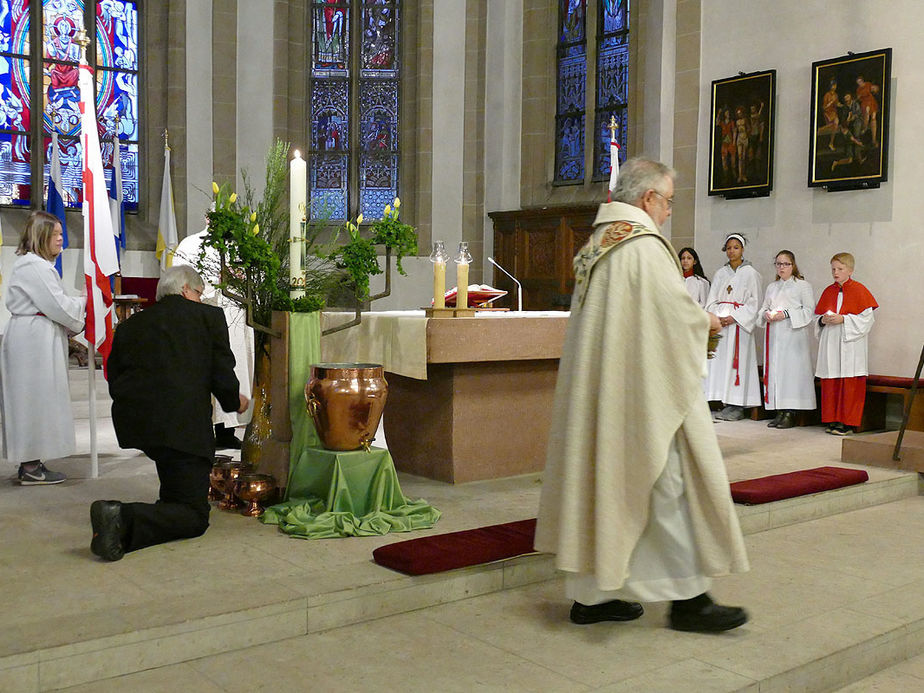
left=121, top=446, right=212, bottom=553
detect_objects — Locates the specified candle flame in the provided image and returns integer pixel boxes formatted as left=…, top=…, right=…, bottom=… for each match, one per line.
left=293, top=150, right=301, bottom=159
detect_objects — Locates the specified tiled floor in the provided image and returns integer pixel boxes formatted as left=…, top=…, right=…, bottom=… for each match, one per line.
left=1, top=370, right=921, bottom=691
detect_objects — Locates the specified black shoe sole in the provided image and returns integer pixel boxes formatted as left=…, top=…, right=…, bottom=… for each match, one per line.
left=90, top=501, right=125, bottom=562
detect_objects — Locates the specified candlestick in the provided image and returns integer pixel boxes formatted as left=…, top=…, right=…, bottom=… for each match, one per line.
left=430, top=241, right=448, bottom=309
left=289, top=150, right=307, bottom=299
left=455, top=242, right=472, bottom=309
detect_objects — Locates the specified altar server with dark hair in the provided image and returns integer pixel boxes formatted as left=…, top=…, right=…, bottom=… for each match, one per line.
left=704, top=233, right=762, bottom=420
left=536, top=158, right=749, bottom=634
left=678, top=246, right=710, bottom=308
left=1, top=211, right=85, bottom=485
left=814, top=252, right=878, bottom=436
left=757, top=250, right=817, bottom=429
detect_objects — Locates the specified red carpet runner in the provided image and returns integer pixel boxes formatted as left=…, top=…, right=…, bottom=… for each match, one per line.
left=374, top=467, right=869, bottom=575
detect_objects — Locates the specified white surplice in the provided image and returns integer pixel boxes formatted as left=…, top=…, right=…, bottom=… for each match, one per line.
left=757, top=277, right=817, bottom=411
left=684, top=274, right=710, bottom=308
left=704, top=261, right=762, bottom=406
left=0, top=253, right=86, bottom=461
left=173, top=231, right=254, bottom=426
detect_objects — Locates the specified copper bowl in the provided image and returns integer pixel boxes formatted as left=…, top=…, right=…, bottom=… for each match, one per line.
left=234, top=473, right=277, bottom=517
left=210, top=455, right=234, bottom=501
left=214, top=460, right=251, bottom=511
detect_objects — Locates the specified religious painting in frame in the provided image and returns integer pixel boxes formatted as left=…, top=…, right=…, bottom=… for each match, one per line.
left=708, top=70, right=776, bottom=198
left=808, top=48, right=891, bottom=190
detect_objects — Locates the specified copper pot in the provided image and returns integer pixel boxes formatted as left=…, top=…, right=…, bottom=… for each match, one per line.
left=305, top=363, right=388, bottom=451
left=209, top=455, right=234, bottom=501
left=213, top=460, right=251, bottom=511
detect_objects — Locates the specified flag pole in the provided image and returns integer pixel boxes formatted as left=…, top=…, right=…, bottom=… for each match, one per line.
left=74, top=29, right=100, bottom=480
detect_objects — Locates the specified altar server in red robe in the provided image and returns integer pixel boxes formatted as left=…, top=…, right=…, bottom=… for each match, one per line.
left=814, top=252, right=878, bottom=435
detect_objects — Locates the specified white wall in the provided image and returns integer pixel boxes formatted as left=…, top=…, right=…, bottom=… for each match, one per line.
left=697, top=0, right=924, bottom=376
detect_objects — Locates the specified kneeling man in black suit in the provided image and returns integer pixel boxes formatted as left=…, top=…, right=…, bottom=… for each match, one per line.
left=91, top=265, right=248, bottom=561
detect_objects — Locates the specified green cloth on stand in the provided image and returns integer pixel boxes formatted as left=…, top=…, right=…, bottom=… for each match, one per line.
left=286, top=312, right=322, bottom=490
left=262, top=446, right=441, bottom=539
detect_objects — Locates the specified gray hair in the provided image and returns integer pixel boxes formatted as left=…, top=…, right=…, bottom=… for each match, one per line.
left=156, top=265, right=205, bottom=301
left=612, top=158, right=676, bottom=206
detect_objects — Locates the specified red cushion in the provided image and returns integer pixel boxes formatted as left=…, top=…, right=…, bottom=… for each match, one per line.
left=730, top=466, right=868, bottom=505
left=372, top=519, right=537, bottom=575
left=867, top=375, right=915, bottom=388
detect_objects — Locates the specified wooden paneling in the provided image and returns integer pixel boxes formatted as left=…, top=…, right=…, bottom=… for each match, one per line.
left=489, top=205, right=597, bottom=310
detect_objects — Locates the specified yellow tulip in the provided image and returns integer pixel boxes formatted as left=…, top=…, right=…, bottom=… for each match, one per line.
left=252, top=223, right=260, bottom=235
left=394, top=197, right=400, bottom=208
left=229, top=193, right=237, bottom=203
left=250, top=212, right=257, bottom=222
left=212, top=181, right=219, bottom=194
left=357, top=214, right=364, bottom=225
left=384, top=204, right=391, bottom=216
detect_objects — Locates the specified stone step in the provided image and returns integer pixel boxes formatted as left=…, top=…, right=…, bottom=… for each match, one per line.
left=0, top=472, right=918, bottom=691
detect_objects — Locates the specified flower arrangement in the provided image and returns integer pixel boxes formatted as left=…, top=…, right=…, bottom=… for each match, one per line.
left=198, top=139, right=418, bottom=343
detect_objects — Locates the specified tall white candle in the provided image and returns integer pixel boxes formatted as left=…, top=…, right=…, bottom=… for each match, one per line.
left=456, top=262, right=469, bottom=309
left=289, top=150, right=307, bottom=299
left=433, top=261, right=446, bottom=309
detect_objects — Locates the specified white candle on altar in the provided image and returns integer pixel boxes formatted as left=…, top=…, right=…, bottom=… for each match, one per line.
left=430, top=240, right=447, bottom=309
left=289, top=150, right=307, bottom=299
left=455, top=241, right=472, bottom=310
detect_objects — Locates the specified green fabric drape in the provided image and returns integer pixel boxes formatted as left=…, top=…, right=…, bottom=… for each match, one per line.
left=263, top=447, right=441, bottom=539
left=262, top=312, right=440, bottom=539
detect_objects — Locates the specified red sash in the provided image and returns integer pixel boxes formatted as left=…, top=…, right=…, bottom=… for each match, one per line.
left=717, top=301, right=743, bottom=386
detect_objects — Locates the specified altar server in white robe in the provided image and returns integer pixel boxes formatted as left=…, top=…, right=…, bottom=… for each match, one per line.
left=704, top=234, right=762, bottom=420
left=1, top=211, right=85, bottom=484
left=757, top=250, right=817, bottom=429
left=813, top=252, right=878, bottom=436
left=173, top=229, right=254, bottom=448
left=678, top=247, right=710, bottom=307
left=536, top=158, right=749, bottom=633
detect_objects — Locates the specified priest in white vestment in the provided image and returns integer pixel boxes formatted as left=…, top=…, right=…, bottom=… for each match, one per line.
left=757, top=250, right=817, bottom=429
left=535, top=159, right=749, bottom=633
left=0, top=211, right=85, bottom=485
left=173, top=229, right=254, bottom=446
left=704, top=234, right=762, bottom=420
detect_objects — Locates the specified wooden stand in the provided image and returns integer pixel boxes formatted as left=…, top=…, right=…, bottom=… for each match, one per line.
left=423, top=307, right=476, bottom=318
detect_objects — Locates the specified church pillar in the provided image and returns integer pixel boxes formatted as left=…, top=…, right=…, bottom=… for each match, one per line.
left=186, top=0, right=212, bottom=236
left=431, top=0, right=467, bottom=274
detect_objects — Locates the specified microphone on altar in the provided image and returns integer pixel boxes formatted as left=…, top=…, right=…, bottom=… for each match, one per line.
left=487, top=257, right=523, bottom=312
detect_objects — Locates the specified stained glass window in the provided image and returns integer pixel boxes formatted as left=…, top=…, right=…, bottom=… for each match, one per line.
left=554, top=0, right=587, bottom=184
left=309, top=0, right=400, bottom=221
left=593, top=0, right=629, bottom=180
left=0, top=0, right=140, bottom=209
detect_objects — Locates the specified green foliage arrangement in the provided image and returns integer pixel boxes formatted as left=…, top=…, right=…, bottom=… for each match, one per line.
left=199, top=139, right=418, bottom=342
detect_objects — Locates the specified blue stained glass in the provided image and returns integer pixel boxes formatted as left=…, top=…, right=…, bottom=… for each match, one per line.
left=359, top=152, right=396, bottom=219
left=555, top=115, right=584, bottom=182
left=95, top=69, right=137, bottom=140
left=360, top=79, right=397, bottom=151
left=559, top=0, right=585, bottom=44
left=312, top=1, right=349, bottom=76
left=557, top=54, right=585, bottom=113
left=310, top=153, right=347, bottom=220
left=361, top=0, right=397, bottom=74
left=311, top=80, right=349, bottom=151
left=0, top=131, right=31, bottom=205
left=1, top=57, right=30, bottom=132
left=601, top=0, right=627, bottom=33
left=95, top=0, right=138, bottom=70
left=1, top=0, right=31, bottom=56
left=42, top=0, right=84, bottom=62
left=597, top=35, right=628, bottom=107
